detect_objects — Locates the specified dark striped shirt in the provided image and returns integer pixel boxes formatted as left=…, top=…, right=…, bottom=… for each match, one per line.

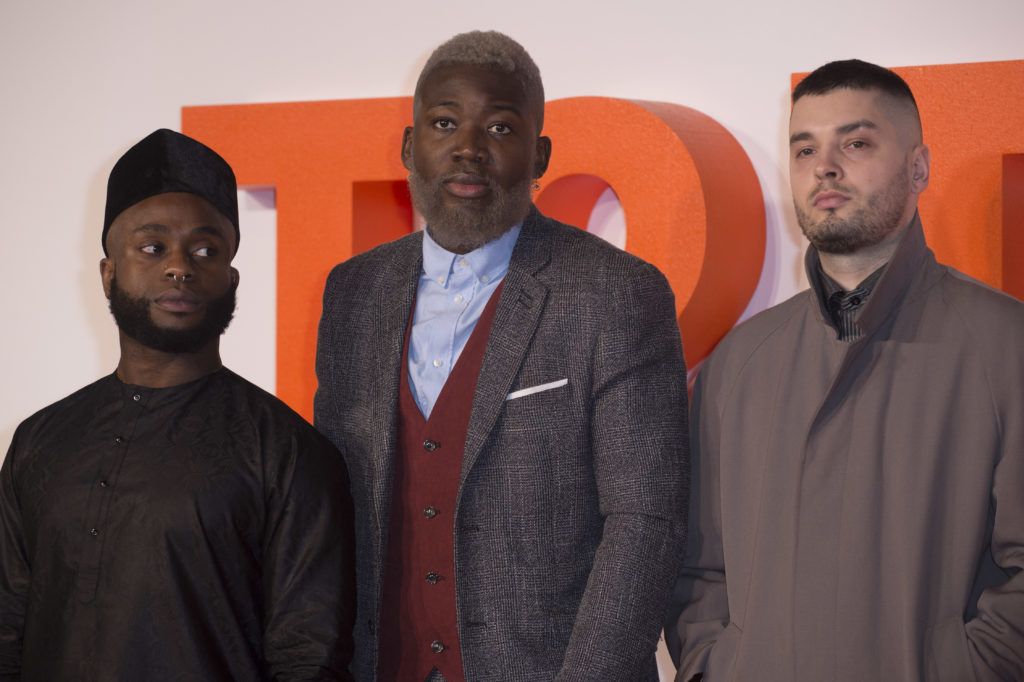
left=817, top=264, right=886, bottom=342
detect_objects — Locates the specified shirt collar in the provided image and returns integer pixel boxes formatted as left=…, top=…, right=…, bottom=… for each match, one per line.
left=421, top=224, right=522, bottom=286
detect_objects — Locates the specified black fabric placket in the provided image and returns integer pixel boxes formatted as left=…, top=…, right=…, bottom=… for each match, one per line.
left=75, top=386, right=150, bottom=604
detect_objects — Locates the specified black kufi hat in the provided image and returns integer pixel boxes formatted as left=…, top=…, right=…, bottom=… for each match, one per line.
left=102, top=129, right=239, bottom=255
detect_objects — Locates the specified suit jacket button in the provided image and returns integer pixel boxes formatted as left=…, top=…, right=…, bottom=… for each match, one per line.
left=430, top=639, right=445, bottom=654
left=423, top=439, right=440, bottom=452
left=423, top=506, right=438, bottom=519
left=426, top=571, right=441, bottom=584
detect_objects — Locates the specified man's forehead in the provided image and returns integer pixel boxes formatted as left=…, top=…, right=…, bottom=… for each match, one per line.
left=108, top=193, right=235, bottom=243
left=420, top=64, right=529, bottom=103
left=790, top=89, right=909, bottom=131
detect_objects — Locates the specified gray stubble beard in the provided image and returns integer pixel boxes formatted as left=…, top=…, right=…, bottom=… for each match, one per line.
left=407, top=168, right=533, bottom=253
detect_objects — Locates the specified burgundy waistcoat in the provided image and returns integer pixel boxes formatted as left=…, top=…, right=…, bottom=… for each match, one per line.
left=377, top=282, right=505, bottom=682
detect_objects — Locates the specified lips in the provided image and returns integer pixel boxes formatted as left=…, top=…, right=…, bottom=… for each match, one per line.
left=812, top=190, right=851, bottom=210
left=154, top=289, right=202, bottom=314
left=443, top=172, right=490, bottom=199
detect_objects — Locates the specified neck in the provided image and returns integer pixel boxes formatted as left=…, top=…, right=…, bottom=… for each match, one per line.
left=819, top=221, right=909, bottom=291
left=115, top=333, right=222, bottom=388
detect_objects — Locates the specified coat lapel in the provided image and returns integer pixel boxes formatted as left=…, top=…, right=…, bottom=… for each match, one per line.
left=460, top=209, right=552, bottom=490
left=368, top=234, right=423, bottom=541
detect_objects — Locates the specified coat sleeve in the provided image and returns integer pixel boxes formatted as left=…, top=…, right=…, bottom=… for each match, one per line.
left=961, top=362, right=1024, bottom=680
left=556, top=262, right=690, bottom=681
left=0, top=428, right=29, bottom=680
left=663, top=355, right=729, bottom=682
left=260, top=419, right=356, bottom=682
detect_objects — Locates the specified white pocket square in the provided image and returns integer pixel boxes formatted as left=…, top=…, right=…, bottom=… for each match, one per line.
left=505, top=378, right=568, bottom=401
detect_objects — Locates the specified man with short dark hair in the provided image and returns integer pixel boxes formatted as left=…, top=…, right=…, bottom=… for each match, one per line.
left=666, top=59, right=1024, bottom=681
left=0, top=129, right=356, bottom=680
left=315, top=31, right=689, bottom=681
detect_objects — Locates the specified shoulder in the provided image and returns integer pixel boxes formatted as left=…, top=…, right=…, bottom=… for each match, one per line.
left=325, top=231, right=421, bottom=290
left=938, top=265, right=1024, bottom=330
left=700, top=289, right=813, bottom=385
left=718, top=288, right=810, bottom=355
left=213, top=369, right=339, bottom=452
left=932, top=264, right=1024, bottom=354
left=5, top=375, right=115, bottom=467
left=213, top=369, right=350, bottom=492
left=544, top=213, right=659, bottom=273
left=14, top=375, right=113, bottom=435
left=526, top=211, right=672, bottom=299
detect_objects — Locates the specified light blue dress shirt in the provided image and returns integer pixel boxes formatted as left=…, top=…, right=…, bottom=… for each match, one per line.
left=408, top=225, right=521, bottom=418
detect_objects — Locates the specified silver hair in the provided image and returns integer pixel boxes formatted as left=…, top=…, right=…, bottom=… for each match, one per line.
left=414, top=30, right=545, bottom=129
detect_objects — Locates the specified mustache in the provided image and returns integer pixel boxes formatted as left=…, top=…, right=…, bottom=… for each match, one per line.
left=439, top=169, right=491, bottom=186
left=809, top=182, right=854, bottom=201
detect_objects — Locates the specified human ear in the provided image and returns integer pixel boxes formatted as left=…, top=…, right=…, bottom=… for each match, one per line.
left=911, top=144, right=930, bottom=193
left=400, top=127, right=414, bottom=171
left=100, top=258, right=114, bottom=300
left=533, top=136, right=552, bottom=179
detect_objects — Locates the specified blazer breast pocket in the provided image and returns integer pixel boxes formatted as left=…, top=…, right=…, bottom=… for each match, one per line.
left=500, top=378, right=571, bottom=440
left=505, top=378, right=568, bottom=402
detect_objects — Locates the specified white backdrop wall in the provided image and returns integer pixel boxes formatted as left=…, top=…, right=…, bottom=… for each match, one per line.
left=3, top=0, right=1022, bottom=677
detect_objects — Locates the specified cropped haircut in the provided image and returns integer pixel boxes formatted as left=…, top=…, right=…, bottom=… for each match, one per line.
left=414, top=31, right=545, bottom=130
left=793, top=59, right=919, bottom=112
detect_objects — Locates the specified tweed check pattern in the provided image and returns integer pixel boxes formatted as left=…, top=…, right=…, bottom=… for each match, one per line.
left=315, top=207, right=689, bottom=681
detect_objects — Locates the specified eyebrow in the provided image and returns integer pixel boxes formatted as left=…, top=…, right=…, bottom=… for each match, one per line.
left=489, top=103, right=523, bottom=115
left=789, top=119, right=879, bottom=145
left=428, top=99, right=461, bottom=110
left=836, top=119, right=878, bottom=135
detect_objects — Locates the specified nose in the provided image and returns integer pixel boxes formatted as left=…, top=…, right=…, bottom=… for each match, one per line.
left=451, top=125, right=487, bottom=164
left=814, top=147, right=843, bottom=182
left=164, top=249, right=194, bottom=283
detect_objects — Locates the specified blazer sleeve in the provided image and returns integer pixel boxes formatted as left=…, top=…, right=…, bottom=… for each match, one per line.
left=556, top=262, right=690, bottom=681
left=314, top=265, right=346, bottom=453
left=663, top=359, right=729, bottom=681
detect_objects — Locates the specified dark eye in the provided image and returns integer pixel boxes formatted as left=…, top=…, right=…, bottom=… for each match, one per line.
left=795, top=147, right=815, bottom=158
left=488, top=123, right=511, bottom=135
left=433, top=119, right=455, bottom=131
left=140, top=243, right=163, bottom=255
left=847, top=140, right=868, bottom=150
left=193, top=246, right=214, bottom=258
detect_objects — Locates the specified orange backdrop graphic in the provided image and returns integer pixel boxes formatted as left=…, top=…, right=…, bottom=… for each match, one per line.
left=183, top=60, right=1023, bottom=421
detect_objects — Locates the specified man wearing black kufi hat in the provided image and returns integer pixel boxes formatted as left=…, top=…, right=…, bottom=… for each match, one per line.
left=0, top=129, right=356, bottom=680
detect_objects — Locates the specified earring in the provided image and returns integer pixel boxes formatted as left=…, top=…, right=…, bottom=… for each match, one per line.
left=531, top=182, right=540, bottom=192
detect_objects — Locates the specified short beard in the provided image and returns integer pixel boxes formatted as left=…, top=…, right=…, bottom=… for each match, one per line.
left=108, top=276, right=237, bottom=354
left=795, top=166, right=911, bottom=255
left=407, top=167, right=532, bottom=253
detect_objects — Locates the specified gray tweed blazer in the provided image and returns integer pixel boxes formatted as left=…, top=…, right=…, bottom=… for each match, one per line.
left=315, top=207, right=689, bottom=681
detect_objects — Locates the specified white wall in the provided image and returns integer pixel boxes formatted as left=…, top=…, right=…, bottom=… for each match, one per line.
left=2, top=0, right=1022, bottom=675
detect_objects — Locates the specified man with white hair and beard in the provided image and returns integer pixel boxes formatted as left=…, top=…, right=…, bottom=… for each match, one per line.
left=666, top=60, right=1024, bottom=681
left=0, top=129, right=356, bottom=680
left=315, top=30, right=689, bottom=682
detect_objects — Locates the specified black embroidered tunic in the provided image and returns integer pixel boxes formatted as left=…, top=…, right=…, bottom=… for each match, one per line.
left=0, top=368, right=354, bottom=680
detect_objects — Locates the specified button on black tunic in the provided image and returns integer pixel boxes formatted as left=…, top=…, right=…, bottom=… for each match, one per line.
left=0, top=368, right=355, bottom=680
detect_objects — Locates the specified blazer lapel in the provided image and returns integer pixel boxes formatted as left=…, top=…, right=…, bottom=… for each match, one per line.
left=460, top=208, right=552, bottom=490
left=368, top=234, right=423, bottom=542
